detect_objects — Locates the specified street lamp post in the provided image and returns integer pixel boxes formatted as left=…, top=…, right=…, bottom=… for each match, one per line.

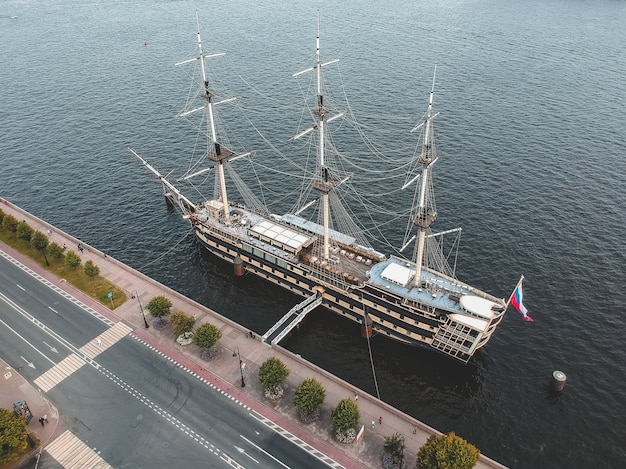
left=131, top=290, right=149, bottom=328
left=233, top=347, right=245, bottom=387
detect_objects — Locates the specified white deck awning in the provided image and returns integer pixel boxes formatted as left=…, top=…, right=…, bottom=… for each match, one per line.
left=380, top=263, right=414, bottom=287
left=459, top=295, right=498, bottom=319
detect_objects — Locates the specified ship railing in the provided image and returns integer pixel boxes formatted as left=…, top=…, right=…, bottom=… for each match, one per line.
left=198, top=221, right=241, bottom=244
left=308, top=267, right=353, bottom=292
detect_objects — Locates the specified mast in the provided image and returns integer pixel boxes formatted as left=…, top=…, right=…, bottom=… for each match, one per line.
left=412, top=67, right=439, bottom=286
left=194, top=13, right=232, bottom=220
left=292, top=14, right=342, bottom=261
left=314, top=20, right=331, bottom=260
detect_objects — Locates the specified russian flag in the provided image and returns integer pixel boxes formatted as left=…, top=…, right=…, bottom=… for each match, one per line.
left=511, top=280, right=533, bottom=322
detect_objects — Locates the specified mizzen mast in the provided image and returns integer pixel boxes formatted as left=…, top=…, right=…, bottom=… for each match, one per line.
left=412, top=67, right=439, bottom=286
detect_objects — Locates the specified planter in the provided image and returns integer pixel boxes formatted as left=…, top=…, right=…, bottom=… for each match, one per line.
left=176, top=332, right=194, bottom=345
left=264, top=385, right=284, bottom=402
left=200, top=347, right=221, bottom=361
left=153, top=317, right=169, bottom=330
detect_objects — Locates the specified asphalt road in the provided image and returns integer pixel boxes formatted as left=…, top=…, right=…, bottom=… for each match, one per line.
left=0, top=254, right=328, bottom=468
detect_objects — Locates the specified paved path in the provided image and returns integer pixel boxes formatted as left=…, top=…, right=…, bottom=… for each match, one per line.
left=0, top=198, right=507, bottom=469
left=0, top=357, right=59, bottom=468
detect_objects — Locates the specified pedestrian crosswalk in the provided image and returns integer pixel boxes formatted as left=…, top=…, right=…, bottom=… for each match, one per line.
left=81, top=321, right=133, bottom=358
left=34, top=321, right=133, bottom=392
left=34, top=354, right=86, bottom=392
left=46, top=430, right=112, bottom=468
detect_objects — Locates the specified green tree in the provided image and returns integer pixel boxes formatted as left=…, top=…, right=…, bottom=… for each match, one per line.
left=258, top=357, right=290, bottom=392
left=330, top=398, right=360, bottom=436
left=83, top=260, right=100, bottom=278
left=48, top=242, right=64, bottom=259
left=293, top=378, right=325, bottom=421
left=416, top=432, right=480, bottom=469
left=193, top=323, right=222, bottom=349
left=170, top=311, right=196, bottom=337
left=1, top=214, right=18, bottom=233
left=0, top=408, right=30, bottom=464
left=0, top=208, right=5, bottom=224
left=16, top=221, right=33, bottom=241
left=64, top=250, right=81, bottom=269
left=31, top=231, right=50, bottom=266
left=146, top=295, right=173, bottom=319
left=383, top=432, right=405, bottom=469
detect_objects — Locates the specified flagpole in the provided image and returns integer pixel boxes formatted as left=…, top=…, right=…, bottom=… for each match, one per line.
left=504, top=275, right=524, bottom=310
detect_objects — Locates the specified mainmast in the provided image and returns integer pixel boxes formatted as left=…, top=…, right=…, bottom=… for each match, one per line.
left=292, top=15, right=343, bottom=260
left=412, top=67, right=439, bottom=286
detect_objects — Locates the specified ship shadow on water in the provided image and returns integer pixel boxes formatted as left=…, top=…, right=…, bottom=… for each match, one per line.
left=280, top=303, right=491, bottom=422
left=185, top=237, right=304, bottom=332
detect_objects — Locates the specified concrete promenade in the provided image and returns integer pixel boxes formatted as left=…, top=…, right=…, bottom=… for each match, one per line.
left=0, top=199, right=507, bottom=469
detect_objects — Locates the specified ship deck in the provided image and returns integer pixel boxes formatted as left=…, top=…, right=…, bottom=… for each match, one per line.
left=366, top=257, right=504, bottom=324
left=196, top=204, right=375, bottom=281
left=195, top=203, right=504, bottom=329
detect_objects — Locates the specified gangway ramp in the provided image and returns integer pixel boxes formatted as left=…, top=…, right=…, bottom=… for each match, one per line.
left=263, top=293, right=323, bottom=345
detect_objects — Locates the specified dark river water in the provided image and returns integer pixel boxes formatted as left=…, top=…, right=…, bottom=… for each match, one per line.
left=1, top=1, right=625, bottom=467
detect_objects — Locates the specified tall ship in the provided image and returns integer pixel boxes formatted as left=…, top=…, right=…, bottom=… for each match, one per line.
left=133, top=17, right=508, bottom=363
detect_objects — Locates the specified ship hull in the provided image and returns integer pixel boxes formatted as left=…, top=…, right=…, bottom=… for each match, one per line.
left=193, top=223, right=500, bottom=363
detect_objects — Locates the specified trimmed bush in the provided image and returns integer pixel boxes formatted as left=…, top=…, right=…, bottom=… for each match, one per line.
left=170, top=311, right=196, bottom=337
left=194, top=323, right=222, bottom=350
left=416, top=432, right=480, bottom=469
left=146, top=295, right=172, bottom=319
left=293, top=378, right=325, bottom=422
left=383, top=432, right=405, bottom=469
left=84, top=260, right=100, bottom=278
left=48, top=242, right=64, bottom=259
left=1, top=214, right=18, bottom=233
left=258, top=357, right=290, bottom=394
left=16, top=221, right=33, bottom=241
left=331, top=398, right=360, bottom=438
left=64, top=250, right=81, bottom=269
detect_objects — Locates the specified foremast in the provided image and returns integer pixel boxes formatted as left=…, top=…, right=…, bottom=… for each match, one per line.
left=412, top=67, right=439, bottom=287
left=177, top=13, right=234, bottom=220
left=292, top=16, right=344, bottom=261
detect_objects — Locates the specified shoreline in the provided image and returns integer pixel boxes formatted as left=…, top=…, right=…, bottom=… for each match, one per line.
left=0, top=197, right=506, bottom=468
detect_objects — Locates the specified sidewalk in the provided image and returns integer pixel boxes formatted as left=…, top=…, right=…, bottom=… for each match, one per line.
left=0, top=198, right=506, bottom=469
left=0, top=358, right=59, bottom=468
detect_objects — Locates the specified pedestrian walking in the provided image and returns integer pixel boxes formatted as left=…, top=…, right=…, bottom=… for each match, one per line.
left=371, top=420, right=375, bottom=429
left=97, top=339, right=102, bottom=347
left=379, top=416, right=383, bottom=425
left=43, top=414, right=48, bottom=423
left=39, top=417, right=44, bottom=427
left=354, top=393, right=358, bottom=401
left=77, top=243, right=83, bottom=252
